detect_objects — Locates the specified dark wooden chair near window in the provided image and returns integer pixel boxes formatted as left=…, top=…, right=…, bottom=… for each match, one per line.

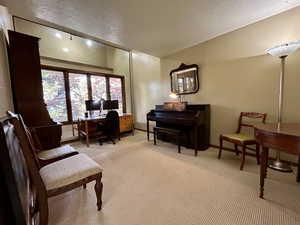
left=218, top=112, right=267, bottom=170
left=97, top=110, right=120, bottom=145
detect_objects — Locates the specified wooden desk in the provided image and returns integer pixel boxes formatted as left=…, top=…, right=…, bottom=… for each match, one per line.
left=255, top=123, right=300, bottom=198
left=77, top=113, right=134, bottom=147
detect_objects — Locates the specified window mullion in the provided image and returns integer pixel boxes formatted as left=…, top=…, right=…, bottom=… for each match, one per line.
left=64, top=71, right=73, bottom=122
left=87, top=74, right=92, bottom=100
left=106, top=76, right=111, bottom=100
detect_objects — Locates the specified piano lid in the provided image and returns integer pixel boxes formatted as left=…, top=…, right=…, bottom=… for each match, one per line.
left=155, top=104, right=210, bottom=111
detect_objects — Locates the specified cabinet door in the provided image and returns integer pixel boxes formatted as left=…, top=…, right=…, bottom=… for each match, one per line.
left=120, top=115, right=133, bottom=133
left=8, top=30, right=53, bottom=126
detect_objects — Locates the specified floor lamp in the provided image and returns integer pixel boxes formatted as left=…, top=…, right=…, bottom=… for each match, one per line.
left=265, top=41, right=300, bottom=172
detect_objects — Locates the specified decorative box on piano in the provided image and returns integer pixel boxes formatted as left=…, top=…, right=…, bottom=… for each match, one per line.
left=147, top=103, right=210, bottom=154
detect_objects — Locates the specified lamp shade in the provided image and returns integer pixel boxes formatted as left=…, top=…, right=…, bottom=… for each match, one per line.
left=266, top=41, right=300, bottom=57
left=169, top=92, right=178, bottom=99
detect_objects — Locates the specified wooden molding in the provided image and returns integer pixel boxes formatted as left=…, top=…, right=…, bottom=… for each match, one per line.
left=40, top=56, right=114, bottom=71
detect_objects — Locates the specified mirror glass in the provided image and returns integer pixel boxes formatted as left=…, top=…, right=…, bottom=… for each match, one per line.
left=170, top=64, right=199, bottom=95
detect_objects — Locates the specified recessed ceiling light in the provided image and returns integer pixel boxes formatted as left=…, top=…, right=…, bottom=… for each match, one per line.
left=55, top=33, right=62, bottom=39
left=283, top=0, right=299, bottom=4
left=62, top=47, right=69, bottom=52
left=86, top=40, right=92, bottom=47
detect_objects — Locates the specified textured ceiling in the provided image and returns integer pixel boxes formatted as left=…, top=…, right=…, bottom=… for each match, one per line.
left=1, top=0, right=300, bottom=56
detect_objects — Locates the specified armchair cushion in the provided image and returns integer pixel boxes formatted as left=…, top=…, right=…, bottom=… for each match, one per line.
left=222, top=133, right=255, bottom=142
left=37, top=145, right=77, bottom=160
left=40, top=153, right=102, bottom=191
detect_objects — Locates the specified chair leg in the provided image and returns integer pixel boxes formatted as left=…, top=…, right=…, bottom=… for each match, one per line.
left=218, top=136, right=223, bottom=159
left=297, top=156, right=300, bottom=182
left=256, top=143, right=260, bottom=165
left=240, top=145, right=246, bottom=170
left=234, top=144, right=239, bottom=156
left=111, top=137, right=116, bottom=145
left=154, top=129, right=157, bottom=145
left=94, top=173, right=103, bottom=211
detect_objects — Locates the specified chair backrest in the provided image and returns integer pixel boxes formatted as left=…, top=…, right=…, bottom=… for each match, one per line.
left=7, top=111, right=41, bottom=169
left=6, top=113, right=49, bottom=225
left=236, top=112, right=267, bottom=133
left=0, top=116, right=30, bottom=225
left=104, top=110, right=120, bottom=135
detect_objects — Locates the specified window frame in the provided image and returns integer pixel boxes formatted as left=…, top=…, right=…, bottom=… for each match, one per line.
left=41, top=65, right=127, bottom=124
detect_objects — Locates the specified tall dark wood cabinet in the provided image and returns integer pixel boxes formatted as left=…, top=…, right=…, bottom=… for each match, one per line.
left=8, top=30, right=62, bottom=149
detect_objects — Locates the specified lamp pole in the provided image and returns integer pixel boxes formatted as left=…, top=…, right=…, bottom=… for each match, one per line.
left=265, top=41, right=300, bottom=172
left=278, top=55, right=286, bottom=126
left=268, top=55, right=292, bottom=172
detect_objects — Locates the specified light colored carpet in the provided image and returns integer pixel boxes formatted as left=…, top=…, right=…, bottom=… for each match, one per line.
left=48, top=131, right=300, bottom=225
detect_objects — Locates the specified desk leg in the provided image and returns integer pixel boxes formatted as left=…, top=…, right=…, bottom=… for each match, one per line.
left=77, top=119, right=80, bottom=139
left=85, top=120, right=89, bottom=147
left=147, top=120, right=150, bottom=141
left=260, top=147, right=268, bottom=199
left=71, top=122, right=75, bottom=136
left=132, top=122, right=134, bottom=136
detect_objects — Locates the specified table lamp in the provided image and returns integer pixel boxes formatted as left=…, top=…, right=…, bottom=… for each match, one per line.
left=265, top=40, right=300, bottom=172
left=169, top=91, right=182, bottom=102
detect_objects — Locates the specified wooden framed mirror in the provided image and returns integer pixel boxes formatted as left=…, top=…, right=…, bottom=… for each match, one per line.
left=170, top=63, right=199, bottom=95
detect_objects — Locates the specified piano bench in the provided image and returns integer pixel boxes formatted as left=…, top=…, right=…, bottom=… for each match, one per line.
left=153, top=126, right=182, bottom=153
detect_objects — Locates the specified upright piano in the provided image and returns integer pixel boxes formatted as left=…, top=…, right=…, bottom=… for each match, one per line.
left=147, top=104, right=210, bottom=154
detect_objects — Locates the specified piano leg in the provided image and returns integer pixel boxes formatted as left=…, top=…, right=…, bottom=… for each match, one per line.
left=153, top=128, right=157, bottom=145
left=177, top=133, right=181, bottom=153
left=147, top=120, right=150, bottom=141
left=194, top=126, right=198, bottom=157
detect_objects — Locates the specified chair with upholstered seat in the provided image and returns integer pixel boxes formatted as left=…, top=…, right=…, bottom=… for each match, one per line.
left=9, top=114, right=103, bottom=225
left=218, top=112, right=267, bottom=170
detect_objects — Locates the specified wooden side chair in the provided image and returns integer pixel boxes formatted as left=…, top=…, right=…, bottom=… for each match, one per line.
left=218, top=112, right=267, bottom=170
left=0, top=115, right=34, bottom=225
left=9, top=114, right=103, bottom=225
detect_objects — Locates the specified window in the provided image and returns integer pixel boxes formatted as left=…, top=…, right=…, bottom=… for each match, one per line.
left=91, top=75, right=107, bottom=100
left=41, top=69, right=68, bottom=122
left=69, top=73, right=88, bottom=120
left=109, top=77, right=123, bottom=113
left=40, top=66, right=126, bottom=123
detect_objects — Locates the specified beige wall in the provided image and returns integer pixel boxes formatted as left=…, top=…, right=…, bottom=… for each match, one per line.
left=15, top=18, right=108, bottom=68
left=131, top=51, right=161, bottom=129
left=107, top=47, right=131, bottom=113
left=0, top=5, right=13, bottom=116
left=160, top=6, right=300, bottom=161
left=14, top=18, right=132, bottom=113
